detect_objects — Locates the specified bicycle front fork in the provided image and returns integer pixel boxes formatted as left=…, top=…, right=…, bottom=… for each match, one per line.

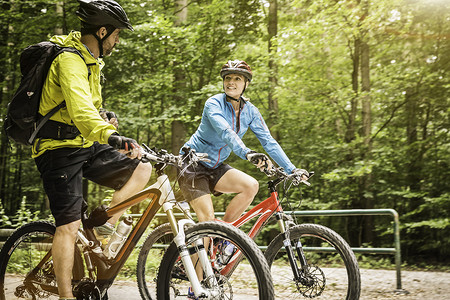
left=277, top=213, right=309, bottom=283
left=163, top=201, right=219, bottom=299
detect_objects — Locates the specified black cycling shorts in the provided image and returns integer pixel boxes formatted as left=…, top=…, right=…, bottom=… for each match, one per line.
left=34, top=142, right=140, bottom=227
left=178, top=162, right=232, bottom=202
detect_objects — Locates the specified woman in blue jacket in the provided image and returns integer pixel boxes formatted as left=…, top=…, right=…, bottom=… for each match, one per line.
left=179, top=60, right=309, bottom=223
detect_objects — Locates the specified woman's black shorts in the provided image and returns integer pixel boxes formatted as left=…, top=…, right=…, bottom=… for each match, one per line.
left=178, top=162, right=232, bottom=202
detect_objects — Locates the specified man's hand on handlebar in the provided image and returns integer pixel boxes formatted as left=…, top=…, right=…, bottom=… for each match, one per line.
left=292, top=168, right=310, bottom=180
left=246, top=151, right=273, bottom=173
left=108, top=133, right=142, bottom=159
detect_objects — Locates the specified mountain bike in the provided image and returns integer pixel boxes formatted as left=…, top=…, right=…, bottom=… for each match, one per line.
left=137, top=164, right=361, bottom=300
left=0, top=147, right=274, bottom=300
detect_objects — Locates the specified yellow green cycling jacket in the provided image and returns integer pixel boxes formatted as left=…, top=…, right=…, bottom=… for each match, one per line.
left=32, top=31, right=117, bottom=158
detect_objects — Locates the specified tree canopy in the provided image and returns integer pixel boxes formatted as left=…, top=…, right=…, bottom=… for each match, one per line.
left=0, top=0, right=449, bottom=264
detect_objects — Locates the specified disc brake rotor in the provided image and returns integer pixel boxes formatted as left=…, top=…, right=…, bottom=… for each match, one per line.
left=296, top=264, right=326, bottom=298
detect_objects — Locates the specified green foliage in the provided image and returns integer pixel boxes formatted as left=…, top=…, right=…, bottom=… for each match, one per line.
left=11, top=197, right=47, bottom=228
left=0, top=201, right=12, bottom=228
left=356, top=253, right=396, bottom=270
left=0, top=0, right=449, bottom=266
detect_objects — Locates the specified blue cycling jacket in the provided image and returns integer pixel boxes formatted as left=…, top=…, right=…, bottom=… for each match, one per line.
left=182, top=93, right=295, bottom=173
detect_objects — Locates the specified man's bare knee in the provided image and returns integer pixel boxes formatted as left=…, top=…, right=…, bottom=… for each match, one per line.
left=132, top=162, right=152, bottom=182
left=136, top=161, right=152, bottom=176
left=55, top=220, right=80, bottom=234
left=54, top=220, right=80, bottom=244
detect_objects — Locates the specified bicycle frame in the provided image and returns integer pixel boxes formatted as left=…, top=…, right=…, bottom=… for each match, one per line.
left=91, top=186, right=162, bottom=286
left=220, top=179, right=303, bottom=280
left=230, top=190, right=283, bottom=239
left=81, top=171, right=216, bottom=297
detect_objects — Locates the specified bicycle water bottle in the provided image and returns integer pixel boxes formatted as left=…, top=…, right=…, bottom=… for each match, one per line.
left=218, top=240, right=236, bottom=265
left=103, top=216, right=133, bottom=259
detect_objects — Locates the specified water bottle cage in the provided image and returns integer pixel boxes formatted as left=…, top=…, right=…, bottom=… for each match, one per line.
left=104, top=235, right=127, bottom=259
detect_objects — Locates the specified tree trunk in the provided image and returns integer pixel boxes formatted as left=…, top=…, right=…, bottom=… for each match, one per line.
left=405, top=87, right=421, bottom=195
left=346, top=38, right=359, bottom=144
left=55, top=2, right=64, bottom=35
left=267, top=0, right=279, bottom=140
left=0, top=0, right=12, bottom=213
left=345, top=37, right=361, bottom=247
left=171, top=0, right=188, bottom=155
left=360, top=38, right=374, bottom=244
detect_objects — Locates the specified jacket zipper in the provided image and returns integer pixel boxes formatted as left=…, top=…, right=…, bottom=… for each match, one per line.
left=212, top=99, right=245, bottom=168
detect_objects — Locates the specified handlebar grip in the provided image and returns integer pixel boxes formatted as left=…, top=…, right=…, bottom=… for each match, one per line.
left=181, top=146, right=191, bottom=156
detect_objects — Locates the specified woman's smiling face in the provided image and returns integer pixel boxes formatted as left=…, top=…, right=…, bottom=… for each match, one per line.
left=223, top=74, right=248, bottom=99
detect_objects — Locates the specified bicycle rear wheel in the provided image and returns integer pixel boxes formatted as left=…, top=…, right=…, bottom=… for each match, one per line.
left=136, top=223, right=174, bottom=300
left=156, top=221, right=274, bottom=300
left=264, top=223, right=360, bottom=300
left=0, top=221, right=84, bottom=300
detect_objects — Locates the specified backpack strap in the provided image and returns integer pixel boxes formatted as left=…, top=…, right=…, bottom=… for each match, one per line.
left=28, top=101, right=67, bottom=144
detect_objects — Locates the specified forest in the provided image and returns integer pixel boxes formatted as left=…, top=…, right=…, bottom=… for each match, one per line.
left=0, top=0, right=449, bottom=267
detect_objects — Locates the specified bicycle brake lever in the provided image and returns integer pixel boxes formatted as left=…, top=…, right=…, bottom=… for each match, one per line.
left=263, top=167, right=276, bottom=177
left=300, top=179, right=311, bottom=186
left=142, top=143, right=152, bottom=153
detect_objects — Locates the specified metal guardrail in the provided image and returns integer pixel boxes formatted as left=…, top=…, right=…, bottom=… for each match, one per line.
left=149, top=208, right=403, bottom=290
left=0, top=209, right=403, bottom=290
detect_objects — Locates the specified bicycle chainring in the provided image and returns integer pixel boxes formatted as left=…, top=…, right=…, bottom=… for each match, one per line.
left=73, top=279, right=103, bottom=300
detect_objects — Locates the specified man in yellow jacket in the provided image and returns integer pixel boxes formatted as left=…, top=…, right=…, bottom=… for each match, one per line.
left=32, top=1, right=152, bottom=299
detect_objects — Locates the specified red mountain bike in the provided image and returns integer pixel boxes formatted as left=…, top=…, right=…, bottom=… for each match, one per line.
left=137, top=162, right=361, bottom=299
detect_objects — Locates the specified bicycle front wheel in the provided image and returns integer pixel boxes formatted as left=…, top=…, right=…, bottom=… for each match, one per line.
left=0, top=221, right=84, bottom=300
left=264, top=223, right=361, bottom=299
left=137, top=223, right=174, bottom=300
left=156, top=221, right=274, bottom=300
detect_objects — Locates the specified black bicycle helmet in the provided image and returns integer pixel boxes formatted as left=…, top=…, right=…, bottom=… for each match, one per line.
left=220, top=60, right=253, bottom=82
left=76, top=0, right=133, bottom=31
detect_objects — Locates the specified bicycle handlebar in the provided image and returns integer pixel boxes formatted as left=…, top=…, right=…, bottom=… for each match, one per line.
left=140, top=144, right=311, bottom=187
left=140, top=144, right=210, bottom=169
left=263, top=165, right=314, bottom=187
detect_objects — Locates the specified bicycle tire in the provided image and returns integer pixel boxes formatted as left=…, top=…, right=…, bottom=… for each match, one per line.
left=156, top=221, right=275, bottom=300
left=264, top=223, right=361, bottom=299
left=0, top=221, right=84, bottom=300
left=136, top=223, right=174, bottom=300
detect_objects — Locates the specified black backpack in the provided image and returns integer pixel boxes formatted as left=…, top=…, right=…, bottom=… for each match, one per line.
left=3, top=41, right=88, bottom=146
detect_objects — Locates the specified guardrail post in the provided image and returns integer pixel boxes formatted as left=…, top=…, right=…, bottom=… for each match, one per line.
left=392, top=209, right=402, bottom=291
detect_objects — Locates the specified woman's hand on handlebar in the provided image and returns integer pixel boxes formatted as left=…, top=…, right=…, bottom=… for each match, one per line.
left=292, top=168, right=312, bottom=186
left=260, top=163, right=314, bottom=187
left=246, top=151, right=273, bottom=173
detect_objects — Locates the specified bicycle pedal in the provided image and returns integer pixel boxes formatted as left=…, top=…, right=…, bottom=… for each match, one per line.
left=187, top=287, right=199, bottom=300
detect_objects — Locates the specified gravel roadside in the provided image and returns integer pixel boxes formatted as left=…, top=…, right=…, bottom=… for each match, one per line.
left=106, top=268, right=450, bottom=299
